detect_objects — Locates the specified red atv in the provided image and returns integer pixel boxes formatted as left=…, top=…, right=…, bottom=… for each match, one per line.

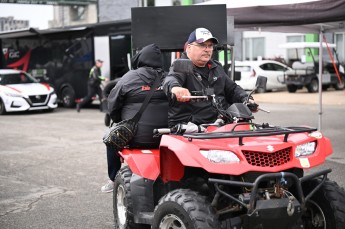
left=112, top=75, right=345, bottom=229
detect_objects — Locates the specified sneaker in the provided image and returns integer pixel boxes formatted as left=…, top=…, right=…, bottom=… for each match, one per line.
left=76, top=103, right=80, bottom=113
left=101, top=180, right=114, bottom=193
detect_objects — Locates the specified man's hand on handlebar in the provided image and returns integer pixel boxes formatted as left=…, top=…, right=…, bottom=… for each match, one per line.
left=246, top=99, right=270, bottom=113
left=171, top=87, right=191, bottom=102
left=247, top=99, right=259, bottom=113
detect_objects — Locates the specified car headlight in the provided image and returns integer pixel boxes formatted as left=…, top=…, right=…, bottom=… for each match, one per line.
left=4, top=92, right=22, bottom=98
left=295, top=142, right=316, bottom=157
left=200, top=150, right=240, bottom=163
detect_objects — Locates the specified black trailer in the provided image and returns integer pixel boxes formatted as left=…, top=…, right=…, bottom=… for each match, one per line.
left=0, top=20, right=132, bottom=107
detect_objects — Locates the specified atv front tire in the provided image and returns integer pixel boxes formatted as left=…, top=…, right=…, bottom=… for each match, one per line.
left=152, top=189, right=219, bottom=229
left=113, top=166, right=149, bottom=229
left=301, top=178, right=345, bottom=228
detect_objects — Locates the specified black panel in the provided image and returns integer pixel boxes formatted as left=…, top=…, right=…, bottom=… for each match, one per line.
left=131, top=5, right=227, bottom=51
left=109, top=34, right=131, bottom=80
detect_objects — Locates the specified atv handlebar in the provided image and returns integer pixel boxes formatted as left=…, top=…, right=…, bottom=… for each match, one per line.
left=153, top=128, right=172, bottom=134
left=181, top=95, right=209, bottom=100
left=257, top=107, right=270, bottom=113
left=154, top=123, right=205, bottom=135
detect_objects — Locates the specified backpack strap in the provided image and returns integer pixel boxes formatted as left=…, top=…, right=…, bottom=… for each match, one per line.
left=132, top=70, right=162, bottom=122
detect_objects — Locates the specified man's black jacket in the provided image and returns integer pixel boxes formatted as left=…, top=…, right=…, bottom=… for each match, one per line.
left=163, top=53, right=248, bottom=127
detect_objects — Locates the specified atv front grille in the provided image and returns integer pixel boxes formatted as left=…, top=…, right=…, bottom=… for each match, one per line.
left=243, top=148, right=291, bottom=167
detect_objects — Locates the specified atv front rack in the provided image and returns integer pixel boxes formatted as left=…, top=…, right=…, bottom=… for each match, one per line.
left=183, top=123, right=317, bottom=145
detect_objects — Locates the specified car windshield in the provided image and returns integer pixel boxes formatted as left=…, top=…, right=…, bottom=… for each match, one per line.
left=0, top=72, right=38, bottom=85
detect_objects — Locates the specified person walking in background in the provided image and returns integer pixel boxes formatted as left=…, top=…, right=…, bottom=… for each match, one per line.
left=77, top=59, right=106, bottom=112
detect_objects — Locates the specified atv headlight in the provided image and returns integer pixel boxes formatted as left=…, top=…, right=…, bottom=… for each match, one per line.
left=200, top=150, right=240, bottom=163
left=295, top=142, right=316, bottom=157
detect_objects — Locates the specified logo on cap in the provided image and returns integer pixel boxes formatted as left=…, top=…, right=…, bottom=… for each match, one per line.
left=188, top=28, right=219, bottom=44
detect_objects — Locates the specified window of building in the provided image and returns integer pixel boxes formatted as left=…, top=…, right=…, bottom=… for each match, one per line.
left=70, top=5, right=86, bottom=21
left=243, top=37, right=265, bottom=61
left=286, top=35, right=304, bottom=60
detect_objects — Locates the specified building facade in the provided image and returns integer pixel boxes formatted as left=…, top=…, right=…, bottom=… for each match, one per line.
left=0, top=17, right=29, bottom=32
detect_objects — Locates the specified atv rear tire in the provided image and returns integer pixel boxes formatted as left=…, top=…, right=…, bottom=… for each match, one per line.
left=113, top=166, right=150, bottom=229
left=152, top=189, right=219, bottom=229
left=301, top=178, right=345, bottom=228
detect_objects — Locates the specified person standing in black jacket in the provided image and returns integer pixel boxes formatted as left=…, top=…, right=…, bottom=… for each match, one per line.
left=101, top=44, right=168, bottom=193
left=77, top=59, right=105, bottom=112
left=163, top=27, right=257, bottom=127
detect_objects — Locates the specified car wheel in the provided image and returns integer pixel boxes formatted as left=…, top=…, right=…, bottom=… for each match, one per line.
left=301, top=179, right=345, bottom=228
left=307, top=78, right=319, bottom=93
left=256, top=86, right=266, bottom=93
left=113, top=166, right=150, bottom=229
left=61, top=87, right=76, bottom=108
left=152, top=189, right=219, bottom=229
left=333, top=75, right=345, bottom=90
left=0, top=98, right=7, bottom=115
left=287, top=85, right=298, bottom=93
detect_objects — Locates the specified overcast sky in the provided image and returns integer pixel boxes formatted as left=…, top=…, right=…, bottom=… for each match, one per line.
left=0, top=3, right=53, bottom=29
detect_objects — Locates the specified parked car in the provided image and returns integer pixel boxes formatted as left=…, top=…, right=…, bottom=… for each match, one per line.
left=234, top=60, right=292, bottom=93
left=0, top=69, right=58, bottom=114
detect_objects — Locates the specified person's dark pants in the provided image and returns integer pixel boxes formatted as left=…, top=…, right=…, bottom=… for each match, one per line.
left=106, top=145, right=121, bottom=181
left=79, top=84, right=103, bottom=108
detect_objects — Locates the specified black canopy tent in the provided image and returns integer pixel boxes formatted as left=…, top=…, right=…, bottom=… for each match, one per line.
left=200, top=0, right=345, bottom=130
left=199, top=0, right=345, bottom=33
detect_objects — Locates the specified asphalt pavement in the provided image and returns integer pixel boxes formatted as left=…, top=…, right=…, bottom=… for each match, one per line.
left=254, top=88, right=345, bottom=105
left=0, top=89, right=344, bottom=229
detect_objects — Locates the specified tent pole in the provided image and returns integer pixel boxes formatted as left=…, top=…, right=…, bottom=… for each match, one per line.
left=230, top=46, right=235, bottom=81
left=318, top=28, right=324, bottom=131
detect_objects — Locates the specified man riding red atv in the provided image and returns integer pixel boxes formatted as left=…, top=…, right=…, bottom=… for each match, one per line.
left=111, top=68, right=345, bottom=228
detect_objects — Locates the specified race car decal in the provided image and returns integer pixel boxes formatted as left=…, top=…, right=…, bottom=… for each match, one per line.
left=5, top=85, right=22, bottom=93
left=7, top=49, right=32, bottom=72
left=40, top=83, right=51, bottom=90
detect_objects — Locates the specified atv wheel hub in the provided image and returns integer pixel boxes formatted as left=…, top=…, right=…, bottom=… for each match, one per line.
left=116, top=185, right=127, bottom=227
left=159, top=214, right=187, bottom=229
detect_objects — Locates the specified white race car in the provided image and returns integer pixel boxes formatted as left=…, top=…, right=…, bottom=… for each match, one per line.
left=0, top=69, right=57, bottom=114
